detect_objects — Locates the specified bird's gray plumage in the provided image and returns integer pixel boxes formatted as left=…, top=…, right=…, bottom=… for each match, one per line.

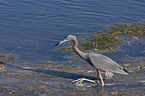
left=86, top=53, right=128, bottom=75
left=55, top=35, right=128, bottom=87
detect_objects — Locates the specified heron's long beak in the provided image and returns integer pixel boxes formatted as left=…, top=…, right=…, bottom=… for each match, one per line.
left=55, top=39, right=68, bottom=46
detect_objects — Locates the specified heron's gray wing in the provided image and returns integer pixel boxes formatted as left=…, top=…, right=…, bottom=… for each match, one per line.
left=88, top=53, right=128, bottom=75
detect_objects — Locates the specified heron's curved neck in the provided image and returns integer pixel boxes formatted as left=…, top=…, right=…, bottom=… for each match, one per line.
left=72, top=37, right=87, bottom=60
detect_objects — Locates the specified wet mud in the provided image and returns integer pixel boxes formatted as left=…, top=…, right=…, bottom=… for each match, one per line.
left=0, top=55, right=145, bottom=95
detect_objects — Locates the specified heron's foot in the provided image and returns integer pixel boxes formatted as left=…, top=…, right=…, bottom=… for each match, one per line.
left=72, top=78, right=96, bottom=86
left=96, top=80, right=99, bottom=83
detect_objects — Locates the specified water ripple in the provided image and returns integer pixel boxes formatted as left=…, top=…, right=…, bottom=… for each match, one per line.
left=0, top=0, right=145, bottom=62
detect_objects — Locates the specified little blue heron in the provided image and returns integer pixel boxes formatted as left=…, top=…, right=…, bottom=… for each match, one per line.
left=55, top=35, right=128, bottom=87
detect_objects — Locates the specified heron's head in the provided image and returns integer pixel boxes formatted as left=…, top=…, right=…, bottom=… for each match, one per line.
left=55, top=35, right=75, bottom=46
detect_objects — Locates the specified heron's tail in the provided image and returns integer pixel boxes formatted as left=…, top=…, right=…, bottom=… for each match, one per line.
left=105, top=72, right=114, bottom=79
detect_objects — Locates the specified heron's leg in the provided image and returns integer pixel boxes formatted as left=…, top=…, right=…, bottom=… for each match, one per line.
left=98, top=70, right=104, bottom=87
left=96, top=69, right=99, bottom=83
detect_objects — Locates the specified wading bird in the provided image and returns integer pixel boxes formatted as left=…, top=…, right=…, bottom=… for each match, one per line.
left=55, top=35, right=128, bottom=87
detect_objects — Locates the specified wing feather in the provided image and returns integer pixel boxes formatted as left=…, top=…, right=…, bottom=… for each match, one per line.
left=87, top=53, right=128, bottom=75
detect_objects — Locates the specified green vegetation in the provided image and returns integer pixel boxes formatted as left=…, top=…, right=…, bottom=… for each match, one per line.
left=60, top=23, right=145, bottom=52
left=0, top=54, right=15, bottom=64
left=0, top=49, right=15, bottom=64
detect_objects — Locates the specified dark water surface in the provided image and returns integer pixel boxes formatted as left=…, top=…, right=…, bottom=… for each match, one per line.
left=0, top=0, right=145, bottom=62
left=0, top=0, right=145, bottom=95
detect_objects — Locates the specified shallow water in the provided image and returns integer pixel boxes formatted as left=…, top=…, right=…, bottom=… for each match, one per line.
left=0, top=0, right=145, bottom=95
left=0, top=57, right=145, bottom=95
